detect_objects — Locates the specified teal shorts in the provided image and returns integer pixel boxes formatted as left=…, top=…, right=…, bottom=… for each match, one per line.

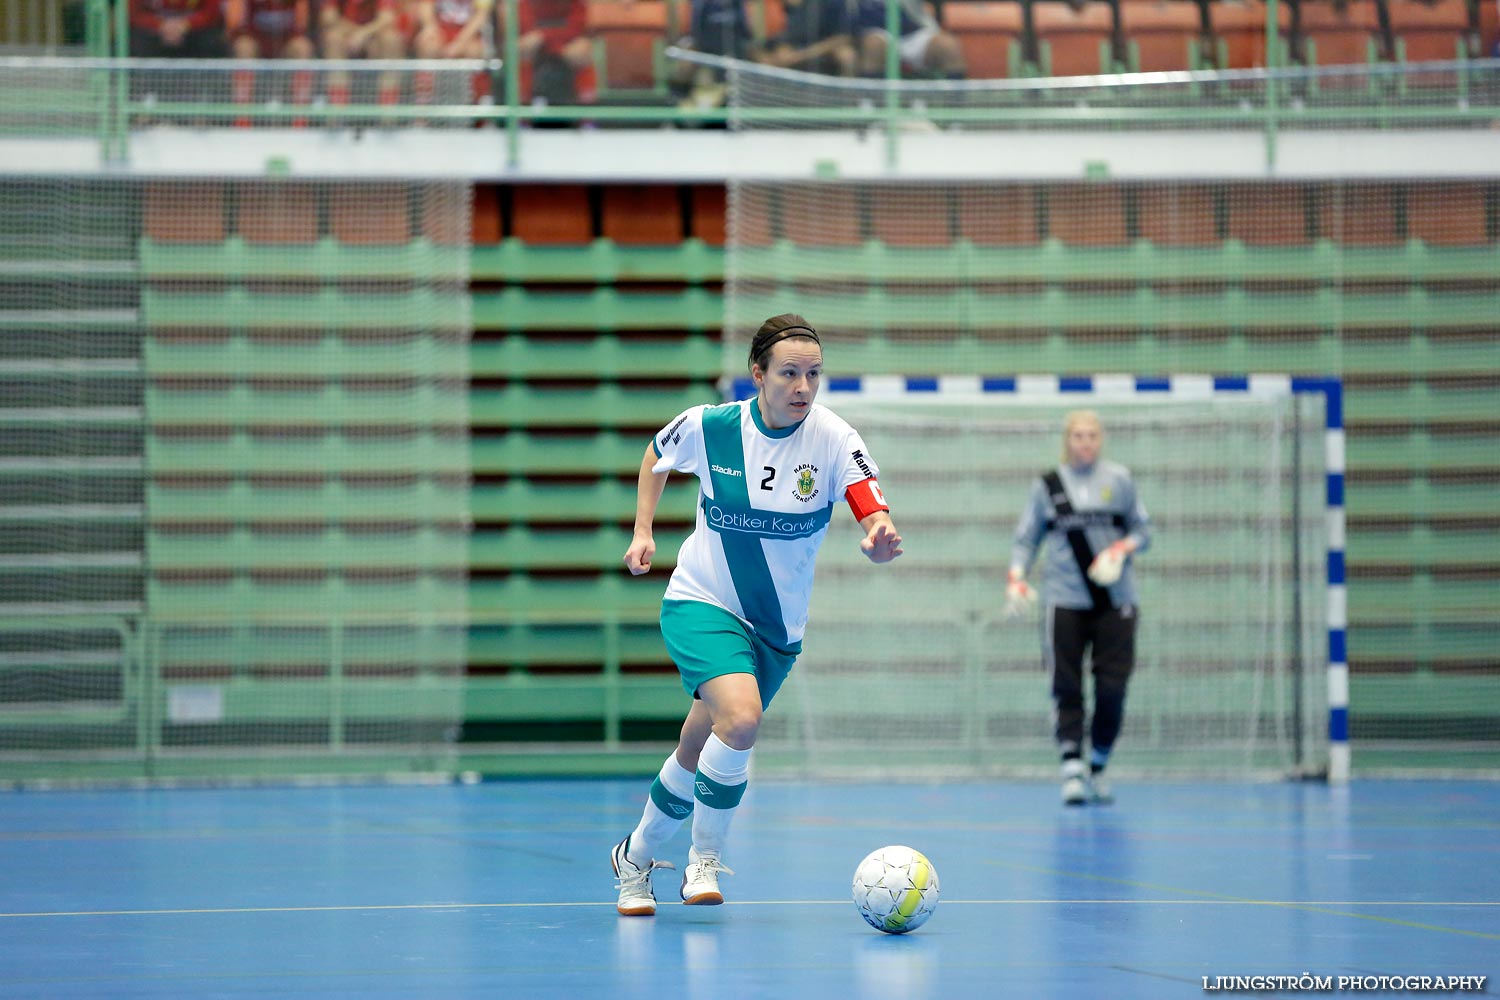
left=660, top=599, right=801, bottom=709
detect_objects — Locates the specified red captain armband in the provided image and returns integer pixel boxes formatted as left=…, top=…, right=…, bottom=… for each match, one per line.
left=845, top=478, right=889, bottom=521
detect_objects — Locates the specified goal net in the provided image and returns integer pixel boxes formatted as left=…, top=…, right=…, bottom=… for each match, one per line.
left=0, top=173, right=471, bottom=783
left=749, top=378, right=1332, bottom=780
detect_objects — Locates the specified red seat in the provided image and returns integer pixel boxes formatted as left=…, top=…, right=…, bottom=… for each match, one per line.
left=511, top=184, right=594, bottom=244
left=1033, top=1, right=1118, bottom=75
left=1119, top=0, right=1204, bottom=72
left=238, top=183, right=319, bottom=245
left=1407, top=183, right=1489, bottom=247
left=690, top=185, right=727, bottom=246
left=145, top=182, right=227, bottom=244
left=1319, top=184, right=1400, bottom=246
left=729, top=188, right=778, bottom=247
left=1049, top=185, right=1128, bottom=246
left=781, top=185, right=862, bottom=247
left=1226, top=185, right=1310, bottom=246
left=1209, top=0, right=1290, bottom=68
left=602, top=184, right=683, bottom=244
left=1482, top=0, right=1498, bottom=56
left=1386, top=0, right=1469, bottom=61
left=957, top=186, right=1040, bottom=246
left=588, top=0, right=667, bottom=90
left=1299, top=0, right=1383, bottom=72
left=331, top=185, right=412, bottom=246
left=941, top=1, right=1026, bottom=79
left=1138, top=186, right=1219, bottom=246
left=870, top=187, right=955, bottom=247
left=421, top=185, right=493, bottom=246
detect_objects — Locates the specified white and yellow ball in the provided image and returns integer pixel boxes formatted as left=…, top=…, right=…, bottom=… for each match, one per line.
left=852, top=845, right=940, bottom=934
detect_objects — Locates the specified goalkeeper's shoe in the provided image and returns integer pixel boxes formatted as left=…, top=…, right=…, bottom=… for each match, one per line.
left=1061, top=759, right=1089, bottom=806
left=680, top=845, right=734, bottom=906
left=1089, top=771, right=1114, bottom=805
left=612, top=836, right=674, bottom=916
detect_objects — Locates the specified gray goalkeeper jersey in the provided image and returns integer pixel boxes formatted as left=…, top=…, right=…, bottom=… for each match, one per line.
left=1010, top=460, right=1152, bottom=611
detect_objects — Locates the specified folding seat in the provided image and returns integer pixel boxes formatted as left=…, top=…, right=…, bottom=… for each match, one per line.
left=1209, top=0, right=1291, bottom=68
left=1049, top=184, right=1128, bottom=246
left=601, top=185, right=684, bottom=244
left=1298, top=0, right=1384, bottom=86
left=144, top=182, right=228, bottom=243
left=238, top=183, right=319, bottom=245
left=957, top=186, right=1040, bottom=245
left=1120, top=0, right=1205, bottom=71
left=1032, top=0, right=1120, bottom=74
left=1406, top=183, right=1489, bottom=247
left=782, top=185, right=862, bottom=246
left=690, top=185, right=728, bottom=246
left=942, top=1, right=1027, bottom=78
left=587, top=0, right=668, bottom=91
left=330, top=185, right=412, bottom=246
left=1137, top=185, right=1220, bottom=246
left=1226, top=184, right=1310, bottom=245
left=511, top=184, right=594, bottom=244
left=869, top=187, right=955, bottom=247
left=1318, top=183, right=1400, bottom=246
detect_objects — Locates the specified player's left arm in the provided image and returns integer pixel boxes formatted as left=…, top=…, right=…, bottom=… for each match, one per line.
left=1117, top=472, right=1151, bottom=556
left=847, top=478, right=901, bottom=563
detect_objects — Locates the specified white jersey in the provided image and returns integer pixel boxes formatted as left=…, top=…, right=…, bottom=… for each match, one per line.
left=652, top=398, right=880, bottom=650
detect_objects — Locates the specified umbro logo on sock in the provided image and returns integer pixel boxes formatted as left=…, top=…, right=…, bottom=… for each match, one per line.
left=695, top=781, right=713, bottom=798
left=669, top=802, right=691, bottom=816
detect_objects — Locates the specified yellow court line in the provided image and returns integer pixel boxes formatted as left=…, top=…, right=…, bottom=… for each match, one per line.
left=3, top=899, right=1498, bottom=919
left=988, top=860, right=1500, bottom=941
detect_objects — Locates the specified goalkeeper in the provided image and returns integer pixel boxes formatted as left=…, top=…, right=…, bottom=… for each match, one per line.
left=1005, top=410, right=1151, bottom=806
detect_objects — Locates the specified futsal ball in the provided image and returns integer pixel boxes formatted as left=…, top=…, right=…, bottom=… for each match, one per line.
left=852, top=845, right=940, bottom=934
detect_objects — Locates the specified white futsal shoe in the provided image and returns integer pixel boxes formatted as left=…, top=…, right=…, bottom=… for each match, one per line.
left=1089, top=771, right=1114, bottom=805
left=680, top=845, right=734, bottom=906
left=1061, top=759, right=1090, bottom=806
left=612, top=836, right=674, bottom=916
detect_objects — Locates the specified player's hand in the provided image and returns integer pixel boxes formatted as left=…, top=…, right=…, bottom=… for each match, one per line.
left=1003, top=570, right=1035, bottom=620
left=860, top=521, right=903, bottom=563
left=1087, top=540, right=1130, bottom=586
left=623, top=533, right=655, bottom=576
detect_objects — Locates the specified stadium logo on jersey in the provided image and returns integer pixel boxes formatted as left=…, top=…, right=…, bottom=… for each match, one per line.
left=792, top=463, right=819, bottom=502
left=710, top=464, right=743, bottom=477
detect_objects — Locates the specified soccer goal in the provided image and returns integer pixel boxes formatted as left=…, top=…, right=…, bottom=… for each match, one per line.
left=738, top=374, right=1344, bottom=784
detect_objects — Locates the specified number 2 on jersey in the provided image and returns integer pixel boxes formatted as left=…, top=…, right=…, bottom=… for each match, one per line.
left=760, top=467, right=776, bottom=491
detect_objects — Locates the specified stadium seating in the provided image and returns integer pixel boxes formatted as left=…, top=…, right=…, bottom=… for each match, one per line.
left=941, top=1, right=1027, bottom=79
left=587, top=0, right=669, bottom=93
left=1297, top=0, right=1386, bottom=86
left=1032, top=0, right=1121, bottom=75
left=1119, top=0, right=1207, bottom=72
left=1209, top=0, right=1291, bottom=68
left=1385, top=0, right=1469, bottom=62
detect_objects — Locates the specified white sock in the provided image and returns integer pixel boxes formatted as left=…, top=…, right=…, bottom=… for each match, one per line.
left=626, top=754, right=697, bottom=866
left=691, top=733, right=752, bottom=859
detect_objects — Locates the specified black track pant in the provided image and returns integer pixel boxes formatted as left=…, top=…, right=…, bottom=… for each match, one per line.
left=1047, top=603, right=1138, bottom=760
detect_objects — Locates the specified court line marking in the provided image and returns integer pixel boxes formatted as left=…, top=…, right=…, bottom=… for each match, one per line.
left=989, top=861, right=1500, bottom=941
left=3, top=899, right=1498, bottom=919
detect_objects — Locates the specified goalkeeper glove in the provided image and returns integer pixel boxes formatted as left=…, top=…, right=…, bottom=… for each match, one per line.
left=1087, top=540, right=1130, bottom=587
left=1003, top=568, right=1035, bottom=620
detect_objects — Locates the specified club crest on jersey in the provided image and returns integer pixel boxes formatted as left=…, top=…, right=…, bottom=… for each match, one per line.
left=792, top=463, right=819, bottom=502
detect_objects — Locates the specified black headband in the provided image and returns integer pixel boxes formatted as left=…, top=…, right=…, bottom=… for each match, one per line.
left=750, top=325, right=820, bottom=363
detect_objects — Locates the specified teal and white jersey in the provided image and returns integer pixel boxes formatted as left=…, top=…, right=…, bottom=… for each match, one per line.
left=651, top=398, right=881, bottom=650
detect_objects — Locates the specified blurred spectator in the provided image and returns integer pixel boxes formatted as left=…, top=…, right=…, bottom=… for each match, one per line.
left=321, top=0, right=411, bottom=108
left=850, top=0, right=964, bottom=77
left=129, top=0, right=229, bottom=56
left=226, top=0, right=315, bottom=124
left=499, top=0, right=597, bottom=105
left=762, top=0, right=857, bottom=75
left=412, top=0, right=497, bottom=108
left=672, top=0, right=757, bottom=105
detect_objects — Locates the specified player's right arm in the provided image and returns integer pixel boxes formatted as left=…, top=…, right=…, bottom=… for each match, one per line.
left=1005, top=477, right=1047, bottom=615
left=624, top=443, right=669, bottom=576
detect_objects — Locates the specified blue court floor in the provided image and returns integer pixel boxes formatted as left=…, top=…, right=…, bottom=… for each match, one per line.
left=0, top=778, right=1495, bottom=999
